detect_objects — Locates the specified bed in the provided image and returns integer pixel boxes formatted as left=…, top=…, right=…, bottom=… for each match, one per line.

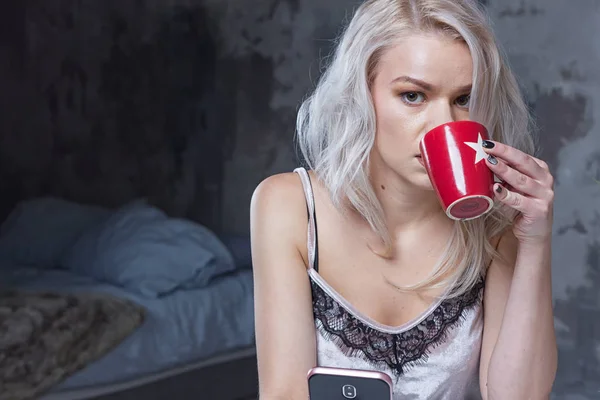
left=0, top=197, right=258, bottom=400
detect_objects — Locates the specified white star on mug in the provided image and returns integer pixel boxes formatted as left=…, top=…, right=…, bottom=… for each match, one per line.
left=464, top=133, right=488, bottom=164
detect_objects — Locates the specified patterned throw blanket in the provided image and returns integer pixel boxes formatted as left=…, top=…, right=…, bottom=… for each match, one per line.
left=0, top=290, right=145, bottom=400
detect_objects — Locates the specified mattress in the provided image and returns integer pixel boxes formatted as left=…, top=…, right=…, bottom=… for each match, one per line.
left=39, top=347, right=257, bottom=400
left=0, top=264, right=255, bottom=394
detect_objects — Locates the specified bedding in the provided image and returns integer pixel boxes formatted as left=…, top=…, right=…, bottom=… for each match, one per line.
left=62, top=202, right=236, bottom=297
left=0, top=199, right=238, bottom=298
left=0, top=197, right=255, bottom=396
left=0, top=289, right=144, bottom=400
left=0, top=264, right=255, bottom=393
left=0, top=197, right=110, bottom=269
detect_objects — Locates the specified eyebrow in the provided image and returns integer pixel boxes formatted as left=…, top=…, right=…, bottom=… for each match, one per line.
left=390, top=75, right=472, bottom=93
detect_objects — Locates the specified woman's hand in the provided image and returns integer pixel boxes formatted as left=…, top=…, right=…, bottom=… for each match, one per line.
left=482, top=140, right=554, bottom=245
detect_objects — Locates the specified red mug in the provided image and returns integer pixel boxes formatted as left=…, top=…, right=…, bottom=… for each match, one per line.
left=419, top=120, right=495, bottom=221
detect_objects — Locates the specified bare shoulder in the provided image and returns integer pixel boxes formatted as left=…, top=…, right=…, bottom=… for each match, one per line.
left=251, top=172, right=306, bottom=218
left=250, top=172, right=310, bottom=267
left=251, top=172, right=307, bottom=235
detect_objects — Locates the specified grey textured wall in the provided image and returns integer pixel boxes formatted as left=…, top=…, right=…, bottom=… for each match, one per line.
left=0, top=0, right=598, bottom=397
left=483, top=1, right=600, bottom=397
left=205, top=0, right=354, bottom=233
left=0, top=0, right=226, bottom=230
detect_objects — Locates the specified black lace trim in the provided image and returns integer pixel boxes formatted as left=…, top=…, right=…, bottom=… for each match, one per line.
left=311, top=277, right=484, bottom=376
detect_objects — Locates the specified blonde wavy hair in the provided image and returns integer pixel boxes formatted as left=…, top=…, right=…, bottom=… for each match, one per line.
left=296, top=0, right=536, bottom=298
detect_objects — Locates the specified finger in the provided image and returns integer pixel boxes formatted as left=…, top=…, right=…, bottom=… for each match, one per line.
left=486, top=155, right=547, bottom=199
left=530, top=157, right=555, bottom=188
left=493, top=175, right=518, bottom=193
left=482, top=141, right=546, bottom=180
left=493, top=183, right=533, bottom=213
left=532, top=157, right=549, bottom=170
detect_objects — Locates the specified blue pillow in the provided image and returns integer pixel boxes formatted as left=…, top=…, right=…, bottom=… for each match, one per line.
left=0, top=197, right=110, bottom=269
left=63, top=203, right=236, bottom=297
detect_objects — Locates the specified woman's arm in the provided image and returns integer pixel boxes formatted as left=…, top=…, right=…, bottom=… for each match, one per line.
left=480, top=232, right=557, bottom=399
left=250, top=173, right=317, bottom=400
left=479, top=140, right=558, bottom=399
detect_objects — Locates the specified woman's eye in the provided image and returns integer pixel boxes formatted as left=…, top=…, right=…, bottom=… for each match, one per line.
left=400, top=92, right=426, bottom=105
left=456, top=94, right=471, bottom=108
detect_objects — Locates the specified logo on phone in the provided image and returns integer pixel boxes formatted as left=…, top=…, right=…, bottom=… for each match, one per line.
left=342, top=384, right=357, bottom=399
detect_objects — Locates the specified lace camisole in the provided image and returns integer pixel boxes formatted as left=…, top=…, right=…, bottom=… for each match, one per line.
left=294, top=167, right=484, bottom=400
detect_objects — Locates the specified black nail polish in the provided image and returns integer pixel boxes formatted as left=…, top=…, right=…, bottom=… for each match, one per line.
left=496, top=185, right=503, bottom=193
left=482, top=140, right=495, bottom=149
left=487, top=155, right=498, bottom=165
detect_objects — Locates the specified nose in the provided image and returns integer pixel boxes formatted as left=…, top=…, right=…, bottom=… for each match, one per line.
left=430, top=101, right=456, bottom=128
left=418, top=102, right=457, bottom=146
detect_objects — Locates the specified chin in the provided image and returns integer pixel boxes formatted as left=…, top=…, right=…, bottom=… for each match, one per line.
left=403, top=175, right=435, bottom=192
left=419, top=181, right=436, bottom=192
left=417, top=180, right=437, bottom=194
left=411, top=172, right=434, bottom=188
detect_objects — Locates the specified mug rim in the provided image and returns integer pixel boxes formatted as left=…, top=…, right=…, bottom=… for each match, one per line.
left=419, top=120, right=489, bottom=148
left=445, top=194, right=494, bottom=221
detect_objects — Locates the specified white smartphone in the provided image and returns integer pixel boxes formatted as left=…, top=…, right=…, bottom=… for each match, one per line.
left=307, top=366, right=393, bottom=399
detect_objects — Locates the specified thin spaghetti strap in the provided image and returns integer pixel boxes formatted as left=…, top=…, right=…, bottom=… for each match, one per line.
left=293, top=167, right=319, bottom=271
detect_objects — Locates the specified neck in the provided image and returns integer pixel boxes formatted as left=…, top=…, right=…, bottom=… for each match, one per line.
left=368, top=165, right=451, bottom=236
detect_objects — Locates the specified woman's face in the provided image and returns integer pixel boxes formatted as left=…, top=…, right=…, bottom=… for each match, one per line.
left=370, top=33, right=473, bottom=190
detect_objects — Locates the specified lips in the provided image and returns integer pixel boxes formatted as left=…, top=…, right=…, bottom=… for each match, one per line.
left=416, top=155, right=425, bottom=167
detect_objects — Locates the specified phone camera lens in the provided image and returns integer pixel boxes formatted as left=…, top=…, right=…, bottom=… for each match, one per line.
left=342, top=384, right=357, bottom=399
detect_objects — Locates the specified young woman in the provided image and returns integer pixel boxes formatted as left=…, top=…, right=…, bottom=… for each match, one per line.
left=250, top=0, right=557, bottom=398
